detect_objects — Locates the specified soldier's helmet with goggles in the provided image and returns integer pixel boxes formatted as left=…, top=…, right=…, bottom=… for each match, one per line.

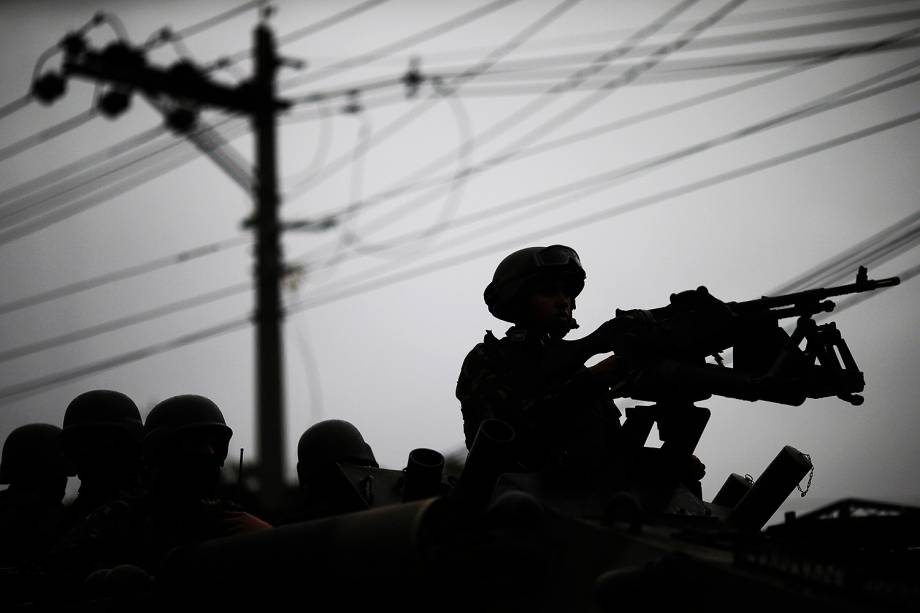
left=484, top=244, right=586, bottom=323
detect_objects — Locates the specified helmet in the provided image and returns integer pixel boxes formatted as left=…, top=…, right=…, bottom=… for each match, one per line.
left=0, top=423, right=75, bottom=484
left=483, top=245, right=586, bottom=323
left=297, top=420, right=378, bottom=470
left=62, top=390, right=143, bottom=442
left=143, top=395, right=232, bottom=457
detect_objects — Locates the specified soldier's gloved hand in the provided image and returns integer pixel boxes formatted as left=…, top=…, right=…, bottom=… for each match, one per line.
left=589, top=318, right=627, bottom=353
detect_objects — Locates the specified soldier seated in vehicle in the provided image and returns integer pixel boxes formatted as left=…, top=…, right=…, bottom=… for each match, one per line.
left=0, top=423, right=74, bottom=567
left=290, top=419, right=380, bottom=522
left=60, top=390, right=145, bottom=527
left=45, top=394, right=271, bottom=594
left=456, top=245, right=630, bottom=487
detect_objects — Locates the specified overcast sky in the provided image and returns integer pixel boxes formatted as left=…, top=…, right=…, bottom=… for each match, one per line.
left=0, top=0, right=918, bottom=521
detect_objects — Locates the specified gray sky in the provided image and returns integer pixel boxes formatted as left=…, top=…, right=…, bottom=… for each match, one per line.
left=0, top=0, right=918, bottom=521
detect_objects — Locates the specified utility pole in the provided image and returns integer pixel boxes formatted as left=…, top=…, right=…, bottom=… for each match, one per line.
left=36, top=16, right=292, bottom=511
left=252, top=24, right=286, bottom=511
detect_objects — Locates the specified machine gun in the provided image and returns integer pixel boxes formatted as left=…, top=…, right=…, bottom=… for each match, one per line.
left=562, top=265, right=899, bottom=408
left=547, top=266, right=900, bottom=505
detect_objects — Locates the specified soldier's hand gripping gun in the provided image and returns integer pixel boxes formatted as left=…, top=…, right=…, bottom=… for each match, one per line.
left=572, top=266, right=900, bottom=406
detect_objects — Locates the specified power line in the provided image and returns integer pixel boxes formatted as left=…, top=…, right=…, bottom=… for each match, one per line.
left=313, top=27, right=920, bottom=236
left=0, top=2, right=399, bottom=233
left=6, top=52, right=912, bottom=359
left=0, top=90, right=398, bottom=226
left=285, top=0, right=591, bottom=201
left=3, top=108, right=918, bottom=403
left=0, top=317, right=251, bottom=405
left=281, top=97, right=334, bottom=186
left=340, top=78, right=476, bottom=256
left=363, top=0, right=919, bottom=63
left=0, top=109, right=97, bottom=164
left=289, top=315, right=325, bottom=423
left=0, top=94, right=32, bottom=122
left=407, top=6, right=920, bottom=78
left=0, top=235, right=250, bottom=316
left=317, top=0, right=745, bottom=240
left=413, top=68, right=920, bottom=252
left=278, top=0, right=522, bottom=91
left=0, top=124, right=245, bottom=246
left=171, top=1, right=262, bottom=40
left=0, top=88, right=401, bottom=239
left=287, top=109, right=920, bottom=310
left=221, top=0, right=393, bottom=66
left=769, top=211, right=920, bottom=294
left=0, top=282, right=250, bottom=364
left=0, top=118, right=249, bottom=237
left=0, top=126, right=166, bottom=209
left=337, top=0, right=561, bottom=253
left=284, top=0, right=699, bottom=206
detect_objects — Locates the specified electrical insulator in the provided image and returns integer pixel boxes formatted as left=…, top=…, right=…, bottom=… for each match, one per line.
left=342, top=89, right=362, bottom=114
left=60, top=32, right=87, bottom=58
left=402, top=57, right=424, bottom=98
left=98, top=87, right=132, bottom=118
left=167, top=60, right=205, bottom=85
left=31, top=72, right=67, bottom=104
left=166, top=107, right=198, bottom=133
left=100, top=41, right=146, bottom=72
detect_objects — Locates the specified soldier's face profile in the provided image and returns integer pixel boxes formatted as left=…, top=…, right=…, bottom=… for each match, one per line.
left=521, top=280, right=574, bottom=336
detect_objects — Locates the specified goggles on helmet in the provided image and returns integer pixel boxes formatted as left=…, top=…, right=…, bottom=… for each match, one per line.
left=533, top=245, right=581, bottom=269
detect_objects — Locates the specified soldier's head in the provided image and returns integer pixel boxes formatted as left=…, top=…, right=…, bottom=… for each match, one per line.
left=62, top=390, right=143, bottom=488
left=0, top=423, right=74, bottom=504
left=143, top=395, right=232, bottom=499
left=484, top=245, right=585, bottom=337
left=296, top=419, right=377, bottom=493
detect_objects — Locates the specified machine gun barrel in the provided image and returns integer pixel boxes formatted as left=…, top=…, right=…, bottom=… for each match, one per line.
left=729, top=266, right=900, bottom=318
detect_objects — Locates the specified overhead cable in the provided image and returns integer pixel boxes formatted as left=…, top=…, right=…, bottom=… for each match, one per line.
left=0, top=110, right=97, bottom=165
left=3, top=109, right=918, bottom=402
left=288, top=109, right=920, bottom=309
left=317, top=0, right=744, bottom=239
left=5, top=58, right=911, bottom=361
left=286, top=0, right=586, bottom=198
left=0, top=283, right=250, bottom=364
left=352, top=49, right=920, bottom=242
left=0, top=317, right=251, bottom=405
left=285, top=0, right=698, bottom=203
left=769, top=211, right=920, bottom=294
left=0, top=95, right=32, bottom=122
left=222, top=0, right=394, bottom=66
left=0, top=235, right=250, bottom=316
left=279, top=0, right=521, bottom=90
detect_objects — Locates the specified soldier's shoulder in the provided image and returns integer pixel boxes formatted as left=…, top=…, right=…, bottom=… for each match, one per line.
left=461, top=331, right=506, bottom=364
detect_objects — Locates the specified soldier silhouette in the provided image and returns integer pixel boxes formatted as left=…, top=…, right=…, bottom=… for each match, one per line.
left=61, top=390, right=145, bottom=525
left=291, top=419, right=379, bottom=521
left=457, top=245, right=629, bottom=473
left=0, top=423, right=74, bottom=567
left=457, top=245, right=706, bottom=512
left=46, top=394, right=270, bottom=591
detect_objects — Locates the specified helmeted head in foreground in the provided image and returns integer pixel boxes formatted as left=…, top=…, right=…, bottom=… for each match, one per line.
left=0, top=423, right=74, bottom=503
left=296, top=419, right=378, bottom=485
left=484, top=244, right=586, bottom=336
left=143, top=394, right=232, bottom=499
left=62, top=390, right=143, bottom=488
